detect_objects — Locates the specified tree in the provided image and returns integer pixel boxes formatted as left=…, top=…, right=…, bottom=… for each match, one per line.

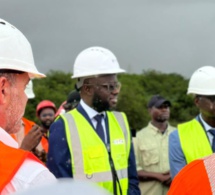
left=25, top=70, right=198, bottom=130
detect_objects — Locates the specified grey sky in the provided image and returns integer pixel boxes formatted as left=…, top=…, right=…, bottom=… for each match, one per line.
left=1, top=0, right=215, bottom=78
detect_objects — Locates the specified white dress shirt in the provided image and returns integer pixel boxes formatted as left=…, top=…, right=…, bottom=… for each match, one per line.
left=0, top=127, right=56, bottom=195
left=80, top=100, right=107, bottom=144
left=199, top=114, right=214, bottom=145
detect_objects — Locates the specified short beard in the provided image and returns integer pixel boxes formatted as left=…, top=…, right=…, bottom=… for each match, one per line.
left=155, top=117, right=168, bottom=123
left=41, top=121, right=51, bottom=130
left=92, top=93, right=110, bottom=112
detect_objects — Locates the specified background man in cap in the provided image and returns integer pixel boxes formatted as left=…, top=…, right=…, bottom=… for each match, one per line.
left=55, top=90, right=81, bottom=117
left=47, top=46, right=140, bottom=195
left=134, top=95, right=175, bottom=195
left=169, top=66, right=215, bottom=179
left=0, top=19, right=55, bottom=194
left=63, top=90, right=81, bottom=112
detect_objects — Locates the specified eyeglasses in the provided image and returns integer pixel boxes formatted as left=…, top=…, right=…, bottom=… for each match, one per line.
left=197, top=95, right=215, bottom=103
left=41, top=113, right=55, bottom=118
left=84, top=82, right=121, bottom=93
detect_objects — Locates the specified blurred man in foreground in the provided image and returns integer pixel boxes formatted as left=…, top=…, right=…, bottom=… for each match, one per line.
left=0, top=18, right=55, bottom=194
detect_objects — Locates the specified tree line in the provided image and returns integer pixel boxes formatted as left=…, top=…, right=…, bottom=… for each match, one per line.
left=25, top=70, right=198, bottom=131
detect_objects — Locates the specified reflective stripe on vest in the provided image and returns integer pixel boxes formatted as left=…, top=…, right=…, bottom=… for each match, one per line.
left=112, top=111, right=130, bottom=159
left=61, top=109, right=129, bottom=194
left=178, top=119, right=213, bottom=164
left=203, top=155, right=215, bottom=195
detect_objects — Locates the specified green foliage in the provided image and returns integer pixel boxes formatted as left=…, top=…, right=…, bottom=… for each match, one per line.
left=116, top=74, right=148, bottom=130
left=25, top=70, right=199, bottom=130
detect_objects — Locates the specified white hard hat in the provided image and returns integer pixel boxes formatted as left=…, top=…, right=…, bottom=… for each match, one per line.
left=25, top=80, right=35, bottom=99
left=0, top=19, right=45, bottom=78
left=187, top=66, right=215, bottom=95
left=72, top=46, right=125, bottom=79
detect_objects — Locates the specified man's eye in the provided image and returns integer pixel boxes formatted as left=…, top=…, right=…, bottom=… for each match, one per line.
left=109, top=85, right=115, bottom=91
left=102, top=85, right=109, bottom=89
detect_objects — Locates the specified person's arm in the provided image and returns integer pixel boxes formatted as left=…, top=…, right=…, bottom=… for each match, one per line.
left=134, top=135, right=171, bottom=184
left=137, top=170, right=171, bottom=182
left=127, top=142, right=141, bottom=195
left=47, top=118, right=73, bottom=178
left=169, top=130, right=187, bottom=179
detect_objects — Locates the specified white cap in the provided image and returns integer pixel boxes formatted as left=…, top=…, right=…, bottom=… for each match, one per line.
left=72, top=46, right=125, bottom=79
left=0, top=19, right=45, bottom=78
left=187, top=66, right=215, bottom=95
left=25, top=80, right=35, bottom=99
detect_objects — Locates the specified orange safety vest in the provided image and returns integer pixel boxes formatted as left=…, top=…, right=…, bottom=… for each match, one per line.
left=11, top=117, right=49, bottom=152
left=0, top=141, right=43, bottom=193
left=168, top=155, right=215, bottom=195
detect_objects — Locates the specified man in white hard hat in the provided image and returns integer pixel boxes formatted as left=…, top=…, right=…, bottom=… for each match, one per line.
left=0, top=19, right=56, bottom=194
left=169, top=66, right=215, bottom=179
left=47, top=47, right=140, bottom=195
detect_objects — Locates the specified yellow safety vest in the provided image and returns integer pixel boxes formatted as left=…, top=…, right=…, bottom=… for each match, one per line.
left=178, top=119, right=213, bottom=164
left=60, top=109, right=130, bottom=195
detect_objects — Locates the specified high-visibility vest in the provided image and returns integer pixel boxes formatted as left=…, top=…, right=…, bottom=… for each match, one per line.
left=0, top=141, right=43, bottom=193
left=178, top=119, right=213, bottom=164
left=60, top=109, right=130, bottom=195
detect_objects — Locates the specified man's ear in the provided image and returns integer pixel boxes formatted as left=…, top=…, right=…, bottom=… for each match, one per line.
left=148, top=108, right=152, bottom=115
left=0, top=77, right=10, bottom=104
left=82, top=85, right=93, bottom=96
left=194, top=96, right=200, bottom=107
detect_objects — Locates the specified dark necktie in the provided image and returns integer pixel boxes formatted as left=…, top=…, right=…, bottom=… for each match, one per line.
left=209, top=129, right=215, bottom=152
left=94, top=114, right=105, bottom=142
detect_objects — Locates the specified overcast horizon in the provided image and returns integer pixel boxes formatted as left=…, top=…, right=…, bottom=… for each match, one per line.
left=1, top=0, right=215, bottom=79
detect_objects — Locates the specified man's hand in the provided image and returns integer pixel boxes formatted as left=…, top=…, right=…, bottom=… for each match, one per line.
left=162, top=171, right=172, bottom=186
left=162, top=177, right=172, bottom=187
left=156, top=171, right=171, bottom=184
left=32, top=148, right=47, bottom=163
left=20, top=125, right=43, bottom=151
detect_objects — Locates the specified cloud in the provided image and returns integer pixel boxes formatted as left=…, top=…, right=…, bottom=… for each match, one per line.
left=1, top=0, right=215, bottom=78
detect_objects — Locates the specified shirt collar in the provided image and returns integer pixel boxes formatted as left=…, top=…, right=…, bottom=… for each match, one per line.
left=148, top=122, right=169, bottom=135
left=80, top=99, right=106, bottom=120
left=199, top=114, right=213, bottom=132
left=148, top=122, right=160, bottom=134
left=0, top=127, right=18, bottom=148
